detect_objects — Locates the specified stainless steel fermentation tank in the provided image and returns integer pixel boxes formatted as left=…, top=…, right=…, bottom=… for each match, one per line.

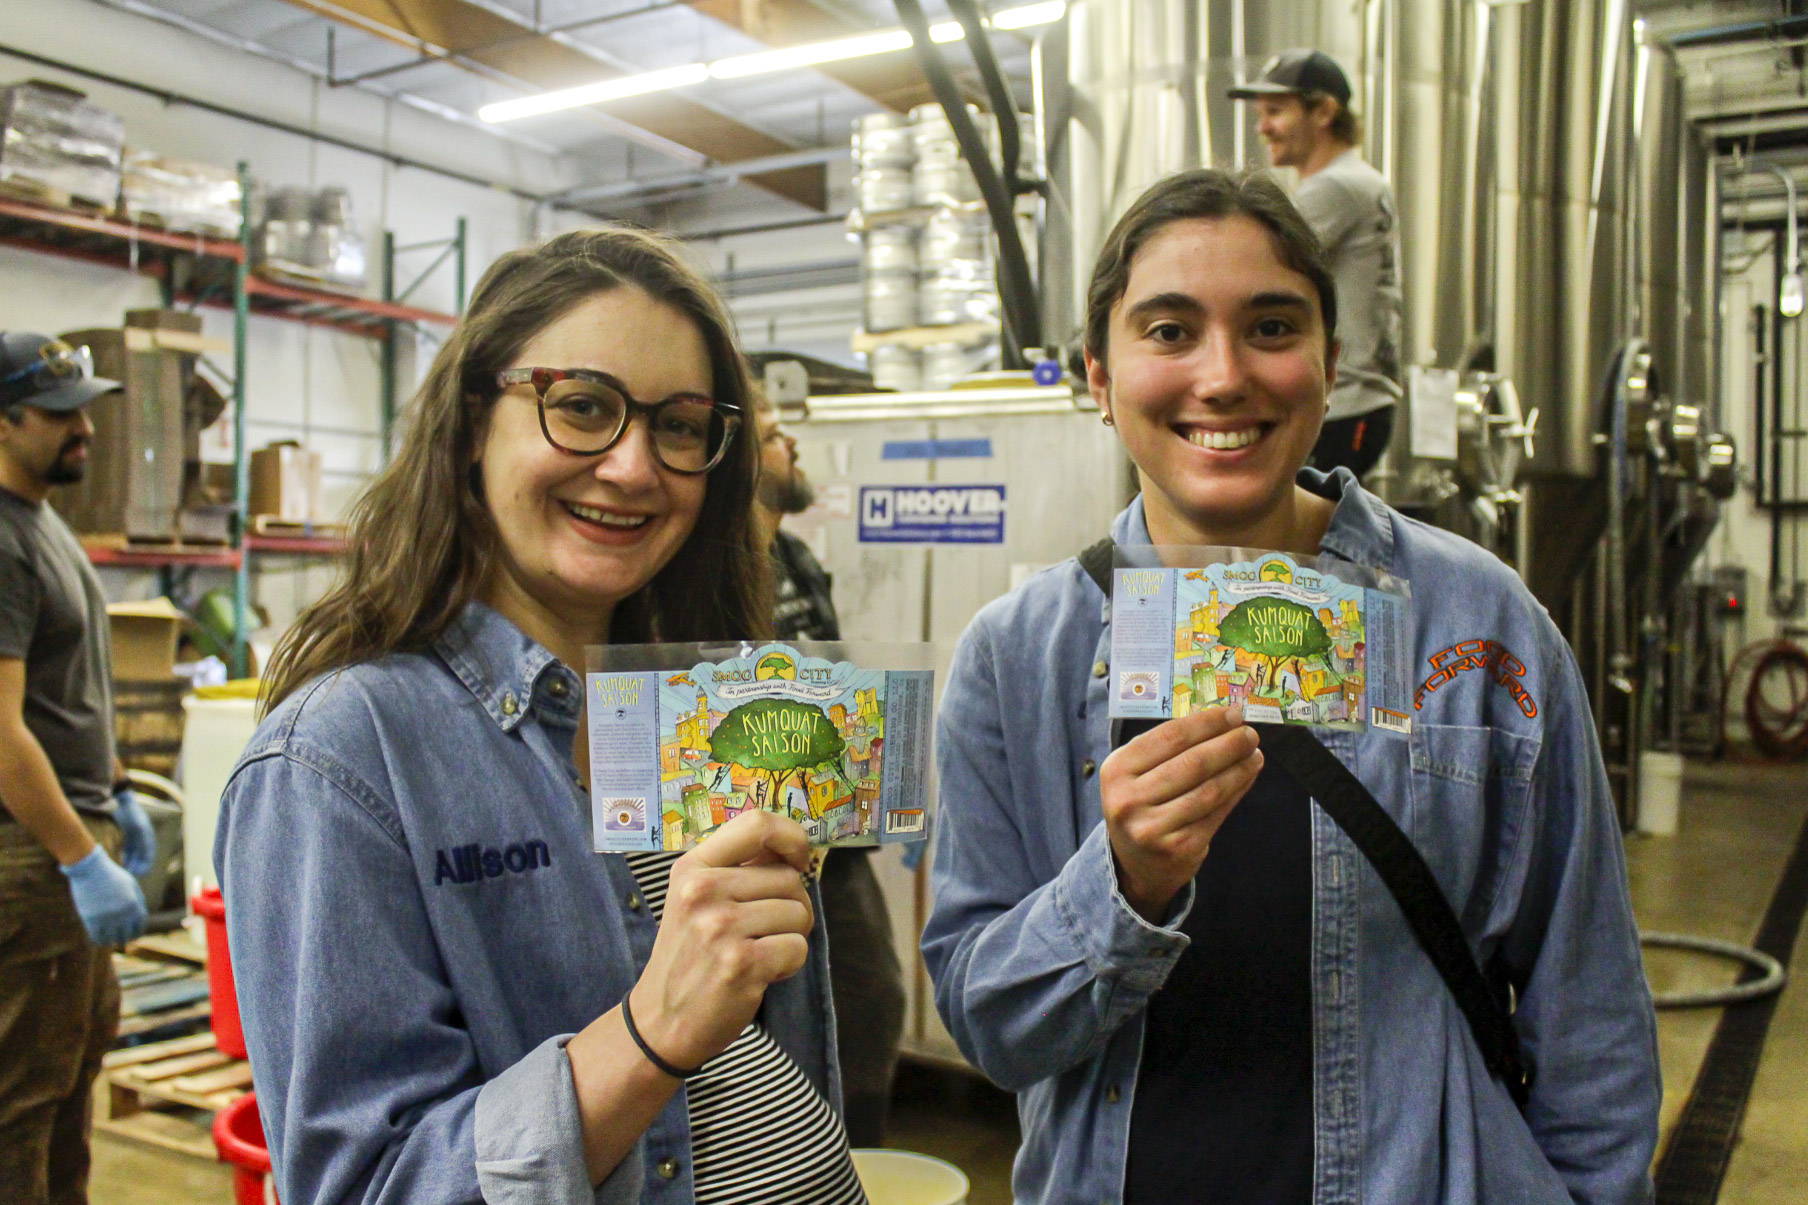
left=1046, top=0, right=1650, bottom=585
left=1045, top=0, right=1734, bottom=807
left=777, top=0, right=1732, bottom=1058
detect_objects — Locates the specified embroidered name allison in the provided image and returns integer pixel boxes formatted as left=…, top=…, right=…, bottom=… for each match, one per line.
left=434, top=840, right=552, bottom=885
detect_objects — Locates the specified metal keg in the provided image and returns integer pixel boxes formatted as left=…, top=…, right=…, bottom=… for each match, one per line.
left=855, top=168, right=916, bottom=215
left=923, top=208, right=991, bottom=264
left=863, top=271, right=919, bottom=332
left=861, top=224, right=919, bottom=275
left=922, top=339, right=1000, bottom=389
left=311, top=186, right=354, bottom=225
left=264, top=185, right=313, bottom=221
left=918, top=277, right=998, bottom=326
left=303, top=222, right=342, bottom=271
left=868, top=344, right=922, bottom=392
left=260, top=219, right=310, bottom=266
left=852, top=112, right=914, bottom=170
left=911, top=102, right=984, bottom=207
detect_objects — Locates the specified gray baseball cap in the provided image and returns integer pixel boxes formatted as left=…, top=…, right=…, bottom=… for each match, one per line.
left=1227, top=50, right=1352, bottom=106
left=0, top=331, right=121, bottom=413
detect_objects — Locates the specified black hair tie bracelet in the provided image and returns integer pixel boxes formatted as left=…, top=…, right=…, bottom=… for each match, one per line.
left=621, top=992, right=705, bottom=1079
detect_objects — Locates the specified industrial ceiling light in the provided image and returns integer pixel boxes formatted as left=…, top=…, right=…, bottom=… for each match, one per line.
left=479, top=1, right=1066, bottom=124
left=481, top=64, right=711, bottom=123
left=709, top=29, right=920, bottom=79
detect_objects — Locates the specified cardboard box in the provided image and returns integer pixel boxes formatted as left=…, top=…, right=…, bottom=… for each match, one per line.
left=56, top=311, right=207, bottom=541
left=107, top=598, right=187, bottom=682
left=113, top=679, right=186, bottom=778
left=250, top=441, right=322, bottom=525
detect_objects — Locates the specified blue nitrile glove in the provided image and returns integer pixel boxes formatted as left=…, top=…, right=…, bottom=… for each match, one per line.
left=60, top=846, right=148, bottom=946
left=113, top=786, right=156, bottom=877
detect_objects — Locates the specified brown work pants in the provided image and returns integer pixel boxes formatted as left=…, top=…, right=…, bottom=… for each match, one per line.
left=0, top=818, right=122, bottom=1205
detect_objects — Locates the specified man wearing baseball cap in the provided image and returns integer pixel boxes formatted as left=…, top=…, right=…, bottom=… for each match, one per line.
left=0, top=331, right=154, bottom=1201
left=1232, top=50, right=1403, bottom=480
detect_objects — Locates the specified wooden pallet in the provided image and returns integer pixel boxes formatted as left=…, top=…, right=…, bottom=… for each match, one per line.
left=97, top=1031, right=251, bottom=1159
left=114, top=207, right=238, bottom=241
left=253, top=260, right=367, bottom=296
left=251, top=515, right=346, bottom=538
left=0, top=175, right=111, bottom=213
left=83, top=531, right=232, bottom=552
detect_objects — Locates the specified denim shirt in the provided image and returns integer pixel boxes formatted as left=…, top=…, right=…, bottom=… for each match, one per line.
left=922, top=469, right=1659, bottom=1204
left=215, top=601, right=840, bottom=1205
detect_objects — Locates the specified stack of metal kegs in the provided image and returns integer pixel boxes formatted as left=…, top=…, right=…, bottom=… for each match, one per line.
left=849, top=104, right=1003, bottom=392
left=253, top=183, right=368, bottom=291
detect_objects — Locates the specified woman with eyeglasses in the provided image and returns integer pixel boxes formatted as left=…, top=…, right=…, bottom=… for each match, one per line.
left=217, top=227, right=868, bottom=1204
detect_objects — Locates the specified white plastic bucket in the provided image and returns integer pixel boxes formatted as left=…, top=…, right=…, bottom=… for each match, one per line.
left=179, top=694, right=261, bottom=891
left=1636, top=750, right=1684, bottom=835
left=850, top=1149, right=969, bottom=1205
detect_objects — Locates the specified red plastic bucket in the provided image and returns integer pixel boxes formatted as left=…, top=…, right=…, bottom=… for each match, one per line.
left=191, top=887, right=246, bottom=1060
left=213, top=1091, right=276, bottom=1205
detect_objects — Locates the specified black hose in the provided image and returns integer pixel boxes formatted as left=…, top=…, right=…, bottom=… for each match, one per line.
left=945, top=0, right=1027, bottom=195
left=892, top=0, right=1043, bottom=365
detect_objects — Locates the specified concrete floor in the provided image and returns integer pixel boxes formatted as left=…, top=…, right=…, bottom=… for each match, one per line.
left=87, top=757, right=1807, bottom=1203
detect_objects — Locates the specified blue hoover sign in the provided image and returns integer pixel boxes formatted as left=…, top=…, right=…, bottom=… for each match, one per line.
left=858, top=485, right=1006, bottom=544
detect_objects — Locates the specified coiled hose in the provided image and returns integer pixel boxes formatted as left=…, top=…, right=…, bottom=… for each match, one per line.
left=1640, top=932, right=1788, bottom=1008
left=1734, top=640, right=1808, bottom=760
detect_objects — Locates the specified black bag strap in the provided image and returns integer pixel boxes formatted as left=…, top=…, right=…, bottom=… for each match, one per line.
left=1078, top=538, right=1531, bottom=1108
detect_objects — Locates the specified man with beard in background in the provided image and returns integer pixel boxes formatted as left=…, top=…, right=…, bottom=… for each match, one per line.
left=1232, top=50, right=1404, bottom=480
left=754, top=387, right=906, bottom=1147
left=0, top=332, right=155, bottom=1204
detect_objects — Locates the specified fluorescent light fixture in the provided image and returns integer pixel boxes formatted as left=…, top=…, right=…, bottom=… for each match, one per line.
left=480, top=63, right=709, bottom=123
left=481, top=2, right=1064, bottom=124
left=709, top=30, right=914, bottom=79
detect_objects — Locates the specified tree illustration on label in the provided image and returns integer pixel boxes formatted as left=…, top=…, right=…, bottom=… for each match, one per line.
left=709, top=698, right=850, bottom=820
left=1216, top=597, right=1333, bottom=695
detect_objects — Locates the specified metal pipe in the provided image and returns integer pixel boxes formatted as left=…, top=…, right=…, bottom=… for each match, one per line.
left=331, top=0, right=690, bottom=84
left=676, top=214, right=851, bottom=242
left=1749, top=163, right=1804, bottom=316
left=1666, top=13, right=1808, bottom=51
left=231, top=162, right=251, bottom=681
left=0, top=43, right=560, bottom=207
left=894, top=0, right=1044, bottom=365
left=546, top=146, right=849, bottom=205
left=946, top=0, right=1027, bottom=193
left=87, top=0, right=564, bottom=158
left=381, top=230, right=398, bottom=462
left=454, top=217, right=467, bottom=314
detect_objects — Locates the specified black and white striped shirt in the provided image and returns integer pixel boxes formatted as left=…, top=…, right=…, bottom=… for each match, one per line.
left=623, top=852, right=867, bottom=1205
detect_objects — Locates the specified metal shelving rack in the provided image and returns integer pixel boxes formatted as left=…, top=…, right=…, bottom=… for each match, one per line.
left=0, top=172, right=465, bottom=674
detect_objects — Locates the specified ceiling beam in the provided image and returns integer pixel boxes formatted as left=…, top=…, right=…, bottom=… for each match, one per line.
left=682, top=0, right=945, bottom=113
left=275, top=0, right=828, bottom=210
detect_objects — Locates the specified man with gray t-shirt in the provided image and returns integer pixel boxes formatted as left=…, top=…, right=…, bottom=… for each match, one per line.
left=0, top=331, right=153, bottom=1203
left=1233, top=50, right=1403, bottom=479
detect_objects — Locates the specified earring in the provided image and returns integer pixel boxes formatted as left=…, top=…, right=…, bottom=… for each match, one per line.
left=1101, top=413, right=1115, bottom=427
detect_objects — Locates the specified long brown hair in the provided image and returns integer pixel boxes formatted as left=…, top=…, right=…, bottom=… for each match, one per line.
left=261, top=226, right=770, bottom=711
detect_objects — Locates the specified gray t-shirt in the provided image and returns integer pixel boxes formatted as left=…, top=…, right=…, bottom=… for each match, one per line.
left=1294, top=149, right=1403, bottom=421
left=0, top=486, right=116, bottom=819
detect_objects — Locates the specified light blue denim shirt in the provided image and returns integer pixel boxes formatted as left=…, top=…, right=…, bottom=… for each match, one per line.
left=922, top=468, right=1659, bottom=1204
left=215, top=601, right=840, bottom=1205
